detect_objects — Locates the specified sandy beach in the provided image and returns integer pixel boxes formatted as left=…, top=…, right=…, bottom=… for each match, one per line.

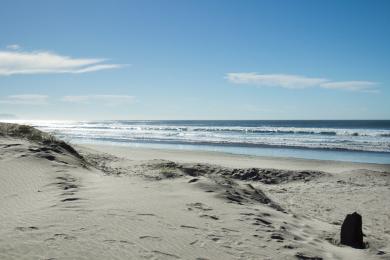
left=0, top=123, right=389, bottom=259
left=2, top=0, right=389, bottom=258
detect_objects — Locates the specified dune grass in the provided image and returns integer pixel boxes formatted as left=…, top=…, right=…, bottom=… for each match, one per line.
left=0, top=123, right=56, bottom=143
left=0, top=122, right=83, bottom=159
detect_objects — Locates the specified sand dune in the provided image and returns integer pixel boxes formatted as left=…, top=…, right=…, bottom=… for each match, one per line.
left=0, top=123, right=389, bottom=259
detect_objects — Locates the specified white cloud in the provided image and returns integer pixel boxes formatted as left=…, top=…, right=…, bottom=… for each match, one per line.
left=227, top=72, right=379, bottom=92
left=0, top=49, right=125, bottom=76
left=73, top=64, right=123, bottom=73
left=6, top=44, right=21, bottom=50
left=0, top=94, right=49, bottom=105
left=226, top=73, right=327, bottom=89
left=320, top=81, right=379, bottom=93
left=61, top=95, right=135, bottom=105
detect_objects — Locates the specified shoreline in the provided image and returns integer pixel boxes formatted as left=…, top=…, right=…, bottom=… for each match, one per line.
left=79, top=143, right=390, bottom=174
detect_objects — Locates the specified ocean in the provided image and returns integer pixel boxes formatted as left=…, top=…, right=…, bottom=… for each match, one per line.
left=6, top=120, right=390, bottom=164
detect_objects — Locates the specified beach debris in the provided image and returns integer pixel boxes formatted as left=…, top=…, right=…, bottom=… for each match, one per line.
left=340, top=212, right=365, bottom=249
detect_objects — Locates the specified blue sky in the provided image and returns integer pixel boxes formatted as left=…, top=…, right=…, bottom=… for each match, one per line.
left=0, top=0, right=389, bottom=120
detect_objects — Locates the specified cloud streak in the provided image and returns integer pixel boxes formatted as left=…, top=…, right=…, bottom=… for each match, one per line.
left=62, top=95, right=135, bottom=105
left=6, top=44, right=21, bottom=50
left=227, top=73, right=327, bottom=89
left=0, top=49, right=125, bottom=76
left=0, top=113, right=18, bottom=119
left=0, top=94, right=136, bottom=106
left=226, top=73, right=379, bottom=92
left=320, top=81, right=379, bottom=93
left=0, top=94, right=49, bottom=105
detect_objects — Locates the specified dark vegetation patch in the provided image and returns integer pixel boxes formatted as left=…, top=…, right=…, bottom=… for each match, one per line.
left=147, top=160, right=324, bottom=185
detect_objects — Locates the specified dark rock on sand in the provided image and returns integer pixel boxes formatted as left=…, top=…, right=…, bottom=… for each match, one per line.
left=340, top=212, right=365, bottom=249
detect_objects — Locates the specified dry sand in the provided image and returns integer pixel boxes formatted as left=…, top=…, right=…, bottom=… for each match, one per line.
left=1, top=125, right=389, bottom=259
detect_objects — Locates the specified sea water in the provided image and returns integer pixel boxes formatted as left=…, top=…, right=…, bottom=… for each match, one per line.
left=5, top=120, right=390, bottom=164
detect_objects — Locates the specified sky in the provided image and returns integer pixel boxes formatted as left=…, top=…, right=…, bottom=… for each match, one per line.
left=0, top=0, right=389, bottom=120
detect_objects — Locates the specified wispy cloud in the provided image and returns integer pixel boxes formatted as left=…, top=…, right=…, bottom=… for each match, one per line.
left=61, top=95, right=135, bottom=105
left=6, top=44, right=21, bottom=50
left=0, top=94, right=136, bottom=106
left=320, top=81, right=379, bottom=93
left=226, top=73, right=379, bottom=92
left=227, top=73, right=327, bottom=89
left=0, top=113, right=18, bottom=119
left=0, top=94, right=49, bottom=105
left=0, top=48, right=125, bottom=76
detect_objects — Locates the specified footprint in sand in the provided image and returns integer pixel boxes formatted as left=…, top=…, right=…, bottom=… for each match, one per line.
left=3, top=143, right=21, bottom=148
left=253, top=217, right=272, bottom=226
left=180, top=225, right=200, bottom=229
left=270, top=233, right=284, bottom=242
left=151, top=250, right=180, bottom=259
left=61, top=197, right=81, bottom=202
left=199, top=214, right=219, bottom=220
left=53, top=233, right=76, bottom=240
left=295, top=252, right=323, bottom=260
left=139, top=235, right=162, bottom=241
left=186, top=202, right=213, bottom=211
left=136, top=213, right=156, bottom=216
left=15, top=226, right=39, bottom=232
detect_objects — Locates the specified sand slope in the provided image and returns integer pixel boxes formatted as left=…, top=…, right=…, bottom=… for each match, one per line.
left=1, top=131, right=389, bottom=259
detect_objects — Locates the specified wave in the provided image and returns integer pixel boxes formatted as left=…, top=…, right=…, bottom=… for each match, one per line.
left=32, top=122, right=390, bottom=138
left=4, top=120, right=390, bottom=153
left=59, top=134, right=390, bottom=153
